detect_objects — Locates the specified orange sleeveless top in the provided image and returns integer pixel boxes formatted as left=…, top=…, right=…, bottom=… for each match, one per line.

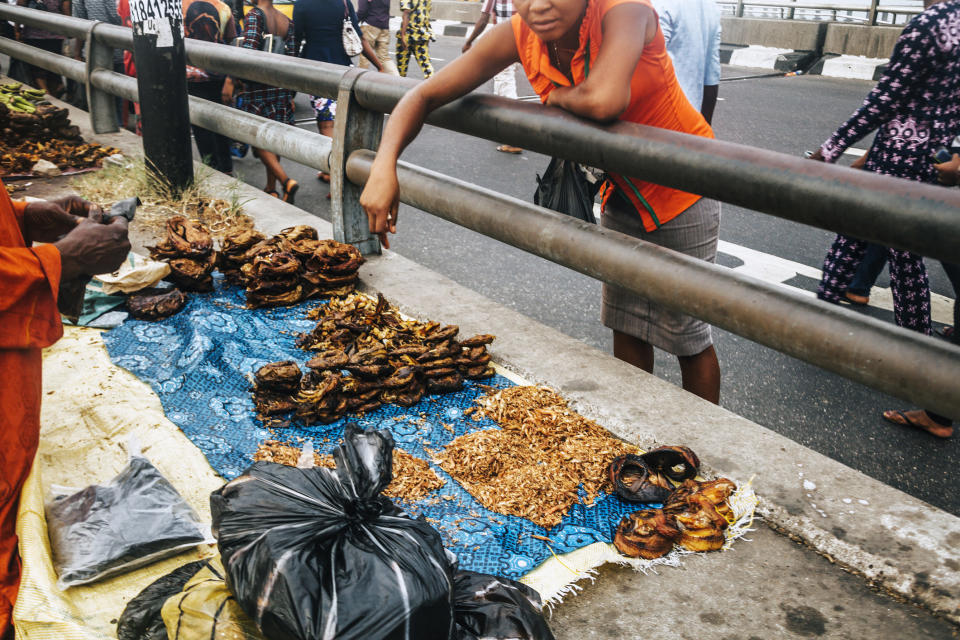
left=512, top=0, right=713, bottom=231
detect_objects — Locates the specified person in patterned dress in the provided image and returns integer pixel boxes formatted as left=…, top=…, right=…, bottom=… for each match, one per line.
left=223, top=0, right=300, bottom=203
left=397, top=0, right=434, bottom=78
left=809, top=0, right=960, bottom=436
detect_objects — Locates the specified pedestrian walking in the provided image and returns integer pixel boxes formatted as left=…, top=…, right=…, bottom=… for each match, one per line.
left=294, top=0, right=383, bottom=183
left=15, top=0, right=70, bottom=97
left=396, top=0, right=433, bottom=78
left=651, top=0, right=720, bottom=123
left=462, top=0, right=523, bottom=152
left=358, top=0, right=397, bottom=74
left=878, top=152, right=960, bottom=439
left=224, top=0, right=300, bottom=203
left=360, top=0, right=722, bottom=403
left=183, top=0, right=237, bottom=175
left=809, top=0, right=960, bottom=340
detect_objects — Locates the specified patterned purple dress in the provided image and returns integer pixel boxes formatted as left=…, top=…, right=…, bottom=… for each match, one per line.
left=816, top=0, right=960, bottom=334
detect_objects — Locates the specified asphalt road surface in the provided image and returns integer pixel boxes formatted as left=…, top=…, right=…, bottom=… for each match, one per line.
left=226, top=33, right=959, bottom=515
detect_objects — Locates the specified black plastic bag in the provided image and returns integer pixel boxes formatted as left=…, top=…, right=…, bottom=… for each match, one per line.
left=117, top=560, right=208, bottom=640
left=211, top=423, right=455, bottom=640
left=534, top=157, right=602, bottom=224
left=454, top=571, right=556, bottom=640
left=46, top=454, right=211, bottom=589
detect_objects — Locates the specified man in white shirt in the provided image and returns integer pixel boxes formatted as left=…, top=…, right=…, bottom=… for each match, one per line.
left=653, top=0, right=721, bottom=124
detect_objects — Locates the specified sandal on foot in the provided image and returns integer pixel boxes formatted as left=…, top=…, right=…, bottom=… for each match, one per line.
left=283, top=179, right=299, bottom=204
left=841, top=291, right=869, bottom=305
left=265, top=189, right=279, bottom=198
left=317, top=171, right=330, bottom=182
left=882, top=410, right=953, bottom=438
left=496, top=144, right=523, bottom=154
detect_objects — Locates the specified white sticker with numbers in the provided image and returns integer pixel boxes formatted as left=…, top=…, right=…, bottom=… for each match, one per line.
left=130, top=0, right=183, bottom=25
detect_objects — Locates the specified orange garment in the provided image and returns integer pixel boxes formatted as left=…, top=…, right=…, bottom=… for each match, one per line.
left=512, top=0, right=714, bottom=231
left=0, top=180, right=62, bottom=637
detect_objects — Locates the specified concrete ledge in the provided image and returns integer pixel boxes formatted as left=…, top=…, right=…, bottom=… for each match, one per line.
left=824, top=22, right=902, bottom=58
left=809, top=53, right=889, bottom=80
left=33, top=93, right=960, bottom=628
left=721, top=16, right=827, bottom=51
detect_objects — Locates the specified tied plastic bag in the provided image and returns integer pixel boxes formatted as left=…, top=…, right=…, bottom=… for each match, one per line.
left=533, top=157, right=602, bottom=224
left=454, top=571, right=556, bottom=640
left=46, top=453, right=212, bottom=589
left=117, top=561, right=208, bottom=640
left=210, top=423, right=455, bottom=640
left=160, top=557, right=266, bottom=640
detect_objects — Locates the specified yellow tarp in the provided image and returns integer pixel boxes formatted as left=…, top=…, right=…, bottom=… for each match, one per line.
left=14, top=326, right=223, bottom=640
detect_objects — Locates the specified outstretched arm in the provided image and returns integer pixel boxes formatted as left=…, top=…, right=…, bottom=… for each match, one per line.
left=544, top=2, right=656, bottom=122
left=819, top=15, right=936, bottom=162
left=360, top=21, right=519, bottom=247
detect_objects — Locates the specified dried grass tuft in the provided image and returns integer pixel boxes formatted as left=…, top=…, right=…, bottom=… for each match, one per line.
left=70, top=159, right=254, bottom=241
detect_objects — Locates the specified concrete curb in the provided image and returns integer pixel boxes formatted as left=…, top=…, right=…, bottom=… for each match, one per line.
left=721, top=44, right=888, bottom=80
left=33, top=93, right=960, bottom=627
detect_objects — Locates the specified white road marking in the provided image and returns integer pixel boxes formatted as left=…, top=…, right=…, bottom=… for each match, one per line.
left=843, top=148, right=868, bottom=157
left=589, top=203, right=953, bottom=324
left=717, top=240, right=954, bottom=325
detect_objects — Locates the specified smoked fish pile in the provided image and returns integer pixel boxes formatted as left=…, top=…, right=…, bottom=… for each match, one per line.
left=149, top=216, right=217, bottom=292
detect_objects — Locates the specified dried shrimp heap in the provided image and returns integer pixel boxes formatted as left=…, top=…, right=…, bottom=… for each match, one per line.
left=253, top=440, right=444, bottom=501
left=148, top=216, right=217, bottom=292
left=0, top=101, right=119, bottom=176
left=436, top=386, right=637, bottom=529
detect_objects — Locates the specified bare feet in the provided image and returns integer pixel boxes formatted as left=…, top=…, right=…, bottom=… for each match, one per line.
left=882, top=409, right=953, bottom=438
left=496, top=145, right=523, bottom=154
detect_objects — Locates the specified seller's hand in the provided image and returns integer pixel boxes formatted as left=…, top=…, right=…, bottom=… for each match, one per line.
left=399, top=34, right=408, bottom=50
left=359, top=163, right=399, bottom=249
left=22, top=196, right=102, bottom=243
left=933, top=153, right=960, bottom=187
left=54, top=216, right=130, bottom=280
left=807, top=148, right=825, bottom=162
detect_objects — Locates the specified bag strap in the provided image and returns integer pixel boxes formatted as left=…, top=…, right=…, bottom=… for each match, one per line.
left=344, top=0, right=350, bottom=19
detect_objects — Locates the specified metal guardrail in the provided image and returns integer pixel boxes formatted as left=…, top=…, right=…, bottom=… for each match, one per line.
left=1, top=4, right=958, bottom=418
left=718, top=0, right=921, bottom=24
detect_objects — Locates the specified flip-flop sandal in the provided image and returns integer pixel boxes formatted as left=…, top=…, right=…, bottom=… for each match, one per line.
left=317, top=172, right=331, bottom=182
left=936, top=326, right=954, bottom=338
left=608, top=454, right=673, bottom=503
left=283, top=179, right=299, bottom=205
left=265, top=189, right=279, bottom=198
left=496, top=145, right=523, bottom=154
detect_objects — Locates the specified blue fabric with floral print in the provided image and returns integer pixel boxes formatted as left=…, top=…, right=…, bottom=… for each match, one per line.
left=103, top=275, right=645, bottom=580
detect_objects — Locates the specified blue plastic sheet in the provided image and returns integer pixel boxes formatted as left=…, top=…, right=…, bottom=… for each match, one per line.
left=103, top=276, right=645, bottom=580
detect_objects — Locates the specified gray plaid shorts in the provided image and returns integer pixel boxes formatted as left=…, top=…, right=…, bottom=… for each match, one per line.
left=600, top=195, right=721, bottom=356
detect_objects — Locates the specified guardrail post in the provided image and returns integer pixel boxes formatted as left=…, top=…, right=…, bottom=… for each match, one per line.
left=84, top=23, right=118, bottom=134
left=735, top=0, right=744, bottom=17
left=868, top=0, right=879, bottom=25
left=330, top=67, right=382, bottom=255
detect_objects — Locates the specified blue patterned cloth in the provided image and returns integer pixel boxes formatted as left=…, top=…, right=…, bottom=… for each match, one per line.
left=103, top=275, right=648, bottom=580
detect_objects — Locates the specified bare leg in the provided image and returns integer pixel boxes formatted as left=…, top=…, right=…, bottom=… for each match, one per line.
left=612, top=330, right=654, bottom=373
left=253, top=147, right=287, bottom=193
left=677, top=345, right=721, bottom=404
